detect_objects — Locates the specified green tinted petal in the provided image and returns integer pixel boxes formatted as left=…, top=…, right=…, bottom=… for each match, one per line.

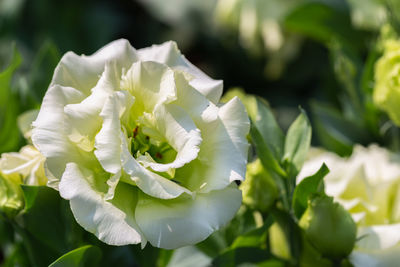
left=135, top=186, right=242, bottom=249
left=59, top=162, right=144, bottom=246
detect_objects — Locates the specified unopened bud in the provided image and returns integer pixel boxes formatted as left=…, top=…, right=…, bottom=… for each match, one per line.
left=299, top=195, right=356, bottom=259
left=241, top=159, right=278, bottom=212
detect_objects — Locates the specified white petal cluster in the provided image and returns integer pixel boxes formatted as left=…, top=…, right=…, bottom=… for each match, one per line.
left=0, top=145, right=46, bottom=186
left=298, top=145, right=400, bottom=267
left=32, top=40, right=249, bottom=249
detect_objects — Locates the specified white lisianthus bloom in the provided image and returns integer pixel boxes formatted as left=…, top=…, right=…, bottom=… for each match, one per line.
left=0, top=145, right=46, bottom=186
left=298, top=145, right=400, bottom=267
left=32, top=40, right=249, bottom=249
left=0, top=145, right=46, bottom=216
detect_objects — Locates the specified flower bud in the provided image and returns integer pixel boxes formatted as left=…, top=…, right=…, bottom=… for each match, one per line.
left=299, top=195, right=357, bottom=259
left=0, top=174, right=24, bottom=218
left=241, top=159, right=278, bottom=212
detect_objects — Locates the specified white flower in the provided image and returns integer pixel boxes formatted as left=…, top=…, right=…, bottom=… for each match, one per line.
left=0, top=145, right=46, bottom=186
left=0, top=144, right=46, bottom=217
left=32, top=40, right=249, bottom=249
left=298, top=145, right=400, bottom=267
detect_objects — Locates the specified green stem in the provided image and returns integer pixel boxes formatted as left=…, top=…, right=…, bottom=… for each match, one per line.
left=285, top=173, right=302, bottom=264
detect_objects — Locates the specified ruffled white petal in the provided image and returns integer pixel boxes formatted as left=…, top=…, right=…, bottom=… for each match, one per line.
left=350, top=224, right=400, bottom=267
left=51, top=39, right=138, bottom=96
left=64, top=62, right=120, bottom=151
left=195, top=97, right=249, bottom=193
left=172, top=71, right=218, bottom=124
left=104, top=171, right=121, bottom=201
left=32, top=85, right=88, bottom=188
left=352, top=145, right=400, bottom=184
left=135, top=185, right=242, bottom=249
left=136, top=104, right=201, bottom=173
left=137, top=41, right=223, bottom=104
left=94, top=91, right=134, bottom=174
left=350, top=247, right=400, bottom=267
left=59, top=162, right=145, bottom=246
left=121, top=61, right=177, bottom=120
left=356, top=224, right=400, bottom=250
left=0, top=145, right=46, bottom=185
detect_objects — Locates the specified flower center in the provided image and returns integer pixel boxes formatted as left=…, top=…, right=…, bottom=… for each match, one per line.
left=129, top=126, right=177, bottom=165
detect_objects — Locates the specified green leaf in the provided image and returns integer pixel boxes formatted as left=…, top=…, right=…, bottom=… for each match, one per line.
left=196, top=230, right=227, bottom=258
left=0, top=43, right=22, bottom=153
left=130, top=244, right=165, bottom=267
left=257, top=259, right=286, bottom=267
left=20, top=185, right=84, bottom=266
left=253, top=97, right=285, bottom=160
left=329, top=41, right=363, bottom=119
left=0, top=98, right=21, bottom=153
left=0, top=217, right=14, bottom=244
left=49, top=245, right=101, bottom=267
left=282, top=109, right=312, bottom=177
left=222, top=206, right=261, bottom=247
left=22, top=185, right=39, bottom=211
left=251, top=124, right=287, bottom=178
left=157, top=249, right=174, bottom=267
left=292, top=164, right=329, bottom=219
left=0, top=43, right=21, bottom=105
left=212, top=247, right=275, bottom=267
left=223, top=91, right=284, bottom=160
left=360, top=45, right=381, bottom=137
left=21, top=186, right=72, bottom=253
left=361, top=42, right=380, bottom=96
left=270, top=207, right=303, bottom=261
left=230, top=216, right=273, bottom=249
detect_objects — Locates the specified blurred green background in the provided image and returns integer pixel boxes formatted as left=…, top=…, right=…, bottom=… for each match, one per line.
left=0, top=0, right=397, bottom=155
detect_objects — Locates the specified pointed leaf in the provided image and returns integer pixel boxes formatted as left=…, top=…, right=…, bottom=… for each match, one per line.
left=21, top=186, right=83, bottom=256
left=251, top=124, right=287, bottom=178
left=0, top=44, right=22, bottom=153
left=293, top=163, right=329, bottom=219
left=283, top=109, right=312, bottom=177
left=0, top=43, right=21, bottom=105
left=49, top=245, right=101, bottom=267
left=252, top=97, right=285, bottom=159
left=230, top=216, right=273, bottom=249
left=212, top=247, right=275, bottom=267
